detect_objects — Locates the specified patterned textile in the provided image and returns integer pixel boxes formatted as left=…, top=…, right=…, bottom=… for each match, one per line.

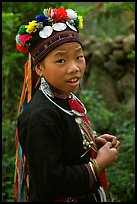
left=14, top=54, right=32, bottom=202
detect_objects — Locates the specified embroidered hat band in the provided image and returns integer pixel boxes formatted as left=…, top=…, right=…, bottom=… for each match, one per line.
left=31, top=30, right=81, bottom=67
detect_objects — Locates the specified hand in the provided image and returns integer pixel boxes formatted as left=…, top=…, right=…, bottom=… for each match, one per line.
left=95, top=134, right=120, bottom=151
left=96, top=141, right=118, bottom=172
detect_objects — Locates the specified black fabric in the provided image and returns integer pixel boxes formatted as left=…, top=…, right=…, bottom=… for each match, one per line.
left=17, top=89, right=99, bottom=202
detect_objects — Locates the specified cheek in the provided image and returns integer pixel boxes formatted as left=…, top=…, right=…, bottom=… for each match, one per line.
left=43, top=68, right=64, bottom=83
left=81, top=60, right=86, bottom=73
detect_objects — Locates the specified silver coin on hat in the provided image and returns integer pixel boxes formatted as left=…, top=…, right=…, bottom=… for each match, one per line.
left=66, top=21, right=77, bottom=32
left=52, top=22, right=67, bottom=31
left=39, top=26, right=53, bottom=38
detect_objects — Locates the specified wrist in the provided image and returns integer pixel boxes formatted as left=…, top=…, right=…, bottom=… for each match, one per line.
left=95, top=157, right=105, bottom=172
left=90, top=159, right=100, bottom=175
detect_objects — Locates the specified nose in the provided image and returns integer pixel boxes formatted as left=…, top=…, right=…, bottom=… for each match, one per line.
left=67, top=62, right=80, bottom=74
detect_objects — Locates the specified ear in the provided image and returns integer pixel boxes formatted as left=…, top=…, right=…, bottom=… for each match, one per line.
left=35, top=63, right=43, bottom=77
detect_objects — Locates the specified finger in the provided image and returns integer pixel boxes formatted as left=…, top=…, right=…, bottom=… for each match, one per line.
left=114, top=141, right=120, bottom=150
left=100, top=134, right=117, bottom=143
left=98, top=137, right=107, bottom=144
left=104, top=141, right=112, bottom=148
left=109, top=147, right=119, bottom=159
left=111, top=137, right=117, bottom=146
left=113, top=139, right=120, bottom=147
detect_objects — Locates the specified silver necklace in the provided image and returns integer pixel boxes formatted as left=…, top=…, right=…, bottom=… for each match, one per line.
left=40, top=78, right=97, bottom=156
left=39, top=77, right=87, bottom=117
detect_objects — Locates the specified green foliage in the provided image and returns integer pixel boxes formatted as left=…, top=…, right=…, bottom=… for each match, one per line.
left=106, top=126, right=135, bottom=202
left=2, top=11, right=25, bottom=121
left=79, top=57, right=135, bottom=202
left=2, top=119, right=17, bottom=202
left=79, top=84, right=135, bottom=202
left=83, top=2, right=135, bottom=39
left=127, top=50, right=135, bottom=61
left=2, top=2, right=63, bottom=24
left=80, top=89, right=113, bottom=133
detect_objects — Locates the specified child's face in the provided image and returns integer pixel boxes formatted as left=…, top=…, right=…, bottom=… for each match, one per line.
left=36, top=42, right=86, bottom=97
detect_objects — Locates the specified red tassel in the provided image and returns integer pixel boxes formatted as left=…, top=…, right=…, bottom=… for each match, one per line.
left=99, top=170, right=109, bottom=191
left=16, top=43, right=28, bottom=53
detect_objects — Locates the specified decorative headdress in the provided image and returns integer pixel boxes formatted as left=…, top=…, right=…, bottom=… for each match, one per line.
left=15, top=7, right=83, bottom=68
left=14, top=7, right=83, bottom=202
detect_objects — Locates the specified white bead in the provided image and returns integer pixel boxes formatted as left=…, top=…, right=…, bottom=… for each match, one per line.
left=86, top=141, right=89, bottom=146
left=75, top=117, right=82, bottom=124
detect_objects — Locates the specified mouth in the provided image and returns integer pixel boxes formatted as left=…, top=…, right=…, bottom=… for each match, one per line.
left=67, top=77, right=80, bottom=86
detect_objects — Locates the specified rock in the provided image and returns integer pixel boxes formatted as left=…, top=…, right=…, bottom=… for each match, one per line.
left=104, top=57, right=125, bottom=78
left=82, top=35, right=97, bottom=48
left=92, top=50, right=106, bottom=65
left=101, top=38, right=113, bottom=55
left=112, top=42, right=123, bottom=49
left=114, top=35, right=125, bottom=43
left=89, top=67, right=121, bottom=110
left=90, top=42, right=102, bottom=53
left=113, top=49, right=125, bottom=61
left=123, top=33, right=135, bottom=53
left=81, top=34, right=135, bottom=115
left=116, top=72, right=135, bottom=102
left=125, top=95, right=135, bottom=116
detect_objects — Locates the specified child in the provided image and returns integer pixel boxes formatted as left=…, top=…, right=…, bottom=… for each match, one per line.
left=14, top=7, right=120, bottom=202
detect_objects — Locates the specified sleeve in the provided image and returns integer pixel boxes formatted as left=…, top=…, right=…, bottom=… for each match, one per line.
left=22, top=109, right=94, bottom=201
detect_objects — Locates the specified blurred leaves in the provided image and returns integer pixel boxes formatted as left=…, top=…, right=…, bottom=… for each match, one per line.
left=127, top=50, right=135, bottom=60
left=2, top=120, right=17, bottom=202
left=80, top=83, right=135, bottom=202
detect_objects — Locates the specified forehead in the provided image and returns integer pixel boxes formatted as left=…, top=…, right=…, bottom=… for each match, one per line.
left=53, top=42, right=83, bottom=53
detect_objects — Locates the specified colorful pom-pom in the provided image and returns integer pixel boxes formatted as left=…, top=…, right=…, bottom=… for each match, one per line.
left=15, top=7, right=84, bottom=54
left=43, top=8, right=48, bottom=18
left=50, top=8, right=57, bottom=18
left=66, top=9, right=77, bottom=20
left=43, top=8, right=52, bottom=18
left=18, top=34, right=32, bottom=45
left=53, top=8, right=68, bottom=23
left=17, top=25, right=26, bottom=35
left=25, top=20, right=37, bottom=34
left=78, top=16, right=83, bottom=29
left=35, top=13, right=47, bottom=22
left=15, top=35, right=22, bottom=45
left=16, top=43, right=28, bottom=53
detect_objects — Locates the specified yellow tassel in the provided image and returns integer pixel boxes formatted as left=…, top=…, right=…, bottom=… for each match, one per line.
left=18, top=53, right=32, bottom=112
left=27, top=53, right=32, bottom=103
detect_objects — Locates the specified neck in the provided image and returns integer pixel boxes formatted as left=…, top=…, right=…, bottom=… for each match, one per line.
left=50, top=86, right=70, bottom=99
left=52, top=92, right=69, bottom=99
left=40, top=77, right=70, bottom=99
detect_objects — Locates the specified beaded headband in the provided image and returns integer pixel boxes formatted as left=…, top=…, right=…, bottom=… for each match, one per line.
left=15, top=8, right=83, bottom=67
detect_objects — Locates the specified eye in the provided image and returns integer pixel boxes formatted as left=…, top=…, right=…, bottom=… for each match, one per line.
left=76, top=55, right=84, bottom=60
left=56, top=59, right=65, bottom=64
